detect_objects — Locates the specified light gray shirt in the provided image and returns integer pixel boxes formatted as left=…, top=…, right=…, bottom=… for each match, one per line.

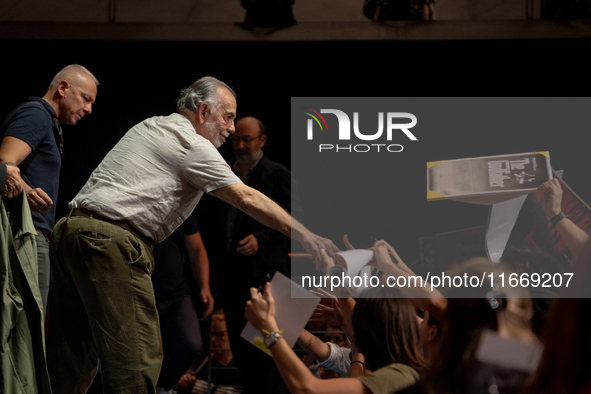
left=70, top=113, right=241, bottom=243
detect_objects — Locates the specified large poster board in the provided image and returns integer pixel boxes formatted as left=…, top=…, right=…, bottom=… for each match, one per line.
left=427, top=152, right=552, bottom=205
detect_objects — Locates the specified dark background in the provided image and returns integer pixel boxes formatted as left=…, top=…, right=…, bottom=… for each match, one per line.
left=2, top=38, right=591, bottom=287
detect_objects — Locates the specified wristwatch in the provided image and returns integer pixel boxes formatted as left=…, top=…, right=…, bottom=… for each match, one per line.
left=264, top=331, right=283, bottom=348
left=550, top=211, right=568, bottom=226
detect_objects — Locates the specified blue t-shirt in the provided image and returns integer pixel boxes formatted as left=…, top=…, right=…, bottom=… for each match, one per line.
left=1, top=97, right=61, bottom=233
left=152, top=211, right=200, bottom=301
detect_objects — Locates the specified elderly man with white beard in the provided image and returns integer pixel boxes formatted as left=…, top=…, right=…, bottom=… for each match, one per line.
left=46, top=76, right=338, bottom=394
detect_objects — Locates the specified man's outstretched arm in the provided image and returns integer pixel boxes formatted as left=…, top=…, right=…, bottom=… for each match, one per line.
left=211, top=183, right=339, bottom=256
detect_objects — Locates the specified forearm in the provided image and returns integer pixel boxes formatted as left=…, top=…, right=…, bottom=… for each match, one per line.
left=185, top=233, right=211, bottom=291
left=191, top=250, right=210, bottom=291
left=297, top=329, right=331, bottom=362
left=555, top=218, right=591, bottom=257
left=337, top=298, right=356, bottom=337
left=214, top=184, right=292, bottom=238
left=213, top=183, right=337, bottom=256
left=243, top=192, right=312, bottom=245
left=349, top=353, right=366, bottom=378
left=272, top=338, right=368, bottom=394
left=261, top=320, right=321, bottom=394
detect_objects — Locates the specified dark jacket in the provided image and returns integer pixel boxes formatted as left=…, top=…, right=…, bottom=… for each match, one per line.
left=225, top=156, right=302, bottom=290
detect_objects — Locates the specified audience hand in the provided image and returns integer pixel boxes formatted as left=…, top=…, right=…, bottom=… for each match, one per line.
left=308, top=297, right=345, bottom=328
left=369, top=240, right=414, bottom=275
left=536, top=178, right=563, bottom=219
left=343, top=234, right=355, bottom=250
left=245, top=282, right=278, bottom=333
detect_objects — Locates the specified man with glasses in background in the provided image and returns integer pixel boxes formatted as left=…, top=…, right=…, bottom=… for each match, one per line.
left=223, top=116, right=302, bottom=393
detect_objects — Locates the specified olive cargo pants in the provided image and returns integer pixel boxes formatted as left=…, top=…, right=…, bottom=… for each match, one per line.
left=46, top=215, right=162, bottom=394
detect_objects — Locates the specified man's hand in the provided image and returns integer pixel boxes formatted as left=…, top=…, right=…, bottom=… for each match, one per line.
left=301, top=234, right=340, bottom=259
left=236, top=234, right=259, bottom=256
left=2, top=164, right=23, bottom=199
left=177, top=373, right=196, bottom=389
left=314, top=248, right=336, bottom=273
left=200, top=288, right=215, bottom=318
left=26, top=187, right=53, bottom=212
left=536, top=178, right=563, bottom=219
left=301, top=235, right=339, bottom=272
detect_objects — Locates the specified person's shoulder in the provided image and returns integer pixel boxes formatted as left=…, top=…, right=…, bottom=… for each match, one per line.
left=365, top=363, right=420, bottom=382
left=386, top=363, right=420, bottom=378
left=16, top=98, right=53, bottom=117
left=13, top=99, right=51, bottom=118
left=142, top=113, right=187, bottom=128
left=3, top=101, right=52, bottom=139
left=134, top=113, right=205, bottom=147
left=357, top=363, right=420, bottom=394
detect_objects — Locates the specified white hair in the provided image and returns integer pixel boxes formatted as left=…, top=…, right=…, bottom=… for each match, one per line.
left=49, top=64, right=99, bottom=89
left=176, top=76, right=236, bottom=114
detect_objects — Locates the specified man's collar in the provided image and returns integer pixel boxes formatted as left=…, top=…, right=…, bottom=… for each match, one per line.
left=28, top=96, right=56, bottom=117
left=179, top=111, right=198, bottom=132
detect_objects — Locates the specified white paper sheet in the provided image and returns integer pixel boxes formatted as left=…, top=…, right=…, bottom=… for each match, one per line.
left=475, top=329, right=543, bottom=373
left=335, top=249, right=374, bottom=276
left=486, top=195, right=528, bottom=263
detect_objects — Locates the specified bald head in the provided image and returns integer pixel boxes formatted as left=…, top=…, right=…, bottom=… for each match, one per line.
left=232, top=116, right=267, bottom=165
left=44, top=64, right=98, bottom=125
left=49, top=64, right=99, bottom=91
left=235, top=117, right=265, bottom=136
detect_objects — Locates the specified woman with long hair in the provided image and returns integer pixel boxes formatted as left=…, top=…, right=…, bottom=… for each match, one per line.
left=245, top=284, right=427, bottom=394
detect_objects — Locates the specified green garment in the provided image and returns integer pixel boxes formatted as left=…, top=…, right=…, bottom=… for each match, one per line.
left=1, top=193, right=52, bottom=394
left=357, top=363, right=420, bottom=394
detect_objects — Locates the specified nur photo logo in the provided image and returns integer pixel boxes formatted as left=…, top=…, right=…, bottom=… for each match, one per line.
left=303, top=107, right=418, bottom=153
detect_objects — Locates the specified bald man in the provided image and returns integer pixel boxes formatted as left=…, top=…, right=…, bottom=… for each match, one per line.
left=0, top=64, right=98, bottom=312
left=224, top=116, right=302, bottom=393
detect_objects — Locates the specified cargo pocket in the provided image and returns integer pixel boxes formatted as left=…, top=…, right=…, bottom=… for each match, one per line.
left=126, top=236, right=152, bottom=277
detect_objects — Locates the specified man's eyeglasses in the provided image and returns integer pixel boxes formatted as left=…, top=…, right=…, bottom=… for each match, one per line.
left=211, top=331, right=228, bottom=338
left=229, top=135, right=262, bottom=143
